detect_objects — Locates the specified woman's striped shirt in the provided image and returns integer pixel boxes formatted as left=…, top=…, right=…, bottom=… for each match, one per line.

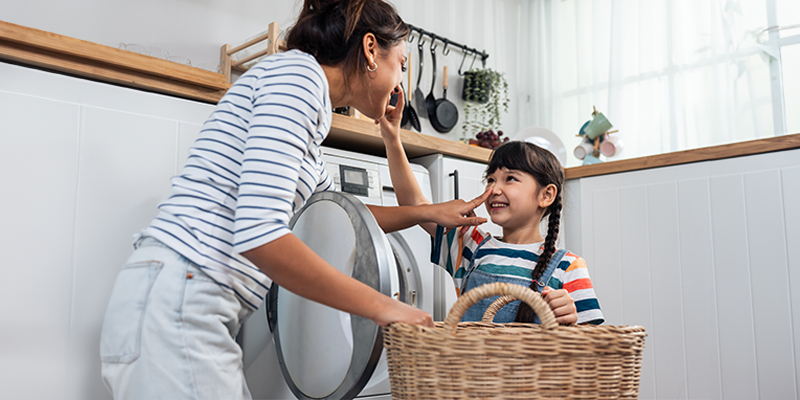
left=143, top=50, right=334, bottom=310
left=432, top=225, right=605, bottom=325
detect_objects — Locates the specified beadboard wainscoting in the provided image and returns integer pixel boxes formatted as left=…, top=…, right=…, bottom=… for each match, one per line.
left=564, top=148, right=800, bottom=399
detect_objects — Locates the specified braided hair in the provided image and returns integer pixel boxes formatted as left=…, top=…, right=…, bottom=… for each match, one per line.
left=483, top=141, right=565, bottom=323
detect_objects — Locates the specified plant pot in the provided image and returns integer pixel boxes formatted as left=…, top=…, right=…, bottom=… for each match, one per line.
left=462, top=70, right=492, bottom=104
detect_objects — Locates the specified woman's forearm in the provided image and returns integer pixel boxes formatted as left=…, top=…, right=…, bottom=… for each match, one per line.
left=383, top=136, right=431, bottom=207
left=242, top=233, right=394, bottom=321
left=382, top=136, right=438, bottom=235
left=366, top=204, right=433, bottom=233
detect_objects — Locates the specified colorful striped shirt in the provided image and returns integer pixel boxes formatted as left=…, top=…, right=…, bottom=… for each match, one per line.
left=143, top=50, right=334, bottom=310
left=432, top=225, right=604, bottom=325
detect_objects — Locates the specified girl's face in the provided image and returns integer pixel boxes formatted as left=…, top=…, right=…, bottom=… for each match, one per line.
left=351, top=38, right=407, bottom=119
left=484, top=167, right=545, bottom=230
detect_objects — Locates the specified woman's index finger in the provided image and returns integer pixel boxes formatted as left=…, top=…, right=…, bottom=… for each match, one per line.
left=471, top=185, right=493, bottom=207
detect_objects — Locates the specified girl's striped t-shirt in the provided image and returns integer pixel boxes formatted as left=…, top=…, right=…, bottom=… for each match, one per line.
left=432, top=225, right=605, bottom=325
left=143, top=50, right=334, bottom=310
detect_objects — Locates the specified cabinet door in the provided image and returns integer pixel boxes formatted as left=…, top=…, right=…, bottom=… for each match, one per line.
left=440, top=157, right=502, bottom=237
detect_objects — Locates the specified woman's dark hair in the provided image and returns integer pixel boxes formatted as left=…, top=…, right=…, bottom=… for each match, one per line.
left=484, top=141, right=565, bottom=323
left=286, top=0, right=409, bottom=88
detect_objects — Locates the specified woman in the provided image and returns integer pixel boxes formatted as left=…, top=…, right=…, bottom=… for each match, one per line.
left=99, top=1, right=489, bottom=399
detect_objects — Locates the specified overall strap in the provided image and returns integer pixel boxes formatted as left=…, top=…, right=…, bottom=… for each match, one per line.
left=460, top=234, right=492, bottom=294
left=531, top=248, right=568, bottom=324
left=535, top=248, right=568, bottom=292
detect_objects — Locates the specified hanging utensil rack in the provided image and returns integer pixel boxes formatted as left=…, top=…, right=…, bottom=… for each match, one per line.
left=406, top=24, right=488, bottom=74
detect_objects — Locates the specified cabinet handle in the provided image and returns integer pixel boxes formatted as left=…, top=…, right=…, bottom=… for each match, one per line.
left=449, top=169, right=459, bottom=199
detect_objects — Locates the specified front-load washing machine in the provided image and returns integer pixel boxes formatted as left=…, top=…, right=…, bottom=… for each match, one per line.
left=237, top=147, right=438, bottom=400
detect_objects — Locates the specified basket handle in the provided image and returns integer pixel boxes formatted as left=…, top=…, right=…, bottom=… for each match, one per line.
left=481, top=295, right=516, bottom=322
left=444, top=283, right=558, bottom=333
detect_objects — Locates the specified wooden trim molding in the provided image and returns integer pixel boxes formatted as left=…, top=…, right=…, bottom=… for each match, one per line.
left=565, top=133, right=800, bottom=179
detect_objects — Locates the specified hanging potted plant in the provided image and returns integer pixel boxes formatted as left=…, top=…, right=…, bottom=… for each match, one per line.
left=461, top=68, right=510, bottom=146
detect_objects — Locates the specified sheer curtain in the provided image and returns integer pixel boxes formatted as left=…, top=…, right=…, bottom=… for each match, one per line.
left=518, top=0, right=783, bottom=167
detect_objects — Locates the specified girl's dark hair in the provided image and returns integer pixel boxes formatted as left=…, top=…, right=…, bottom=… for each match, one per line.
left=484, top=141, right=565, bottom=323
left=286, top=0, right=409, bottom=88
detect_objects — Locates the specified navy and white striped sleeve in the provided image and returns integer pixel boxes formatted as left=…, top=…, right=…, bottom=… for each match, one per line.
left=315, top=159, right=334, bottom=193
left=233, top=61, right=326, bottom=253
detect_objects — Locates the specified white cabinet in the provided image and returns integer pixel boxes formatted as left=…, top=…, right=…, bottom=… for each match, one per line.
left=563, top=149, right=800, bottom=400
left=0, top=61, right=214, bottom=400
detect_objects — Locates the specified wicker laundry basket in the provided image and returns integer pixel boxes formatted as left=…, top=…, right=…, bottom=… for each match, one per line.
left=383, top=282, right=647, bottom=400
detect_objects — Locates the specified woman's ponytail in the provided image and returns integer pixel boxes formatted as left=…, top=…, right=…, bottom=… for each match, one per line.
left=287, top=0, right=408, bottom=87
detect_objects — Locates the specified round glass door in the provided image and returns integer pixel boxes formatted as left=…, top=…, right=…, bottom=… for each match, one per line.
left=272, top=191, right=395, bottom=400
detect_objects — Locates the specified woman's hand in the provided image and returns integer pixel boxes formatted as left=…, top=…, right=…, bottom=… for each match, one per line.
left=372, top=296, right=434, bottom=328
left=426, top=186, right=492, bottom=229
left=541, top=286, right=578, bottom=325
left=378, top=85, right=404, bottom=143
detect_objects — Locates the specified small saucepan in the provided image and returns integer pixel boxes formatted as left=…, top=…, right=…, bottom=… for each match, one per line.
left=430, top=65, right=458, bottom=133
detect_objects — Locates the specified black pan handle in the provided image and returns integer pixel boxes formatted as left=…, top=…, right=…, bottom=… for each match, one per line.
left=429, top=45, right=437, bottom=95
left=417, top=41, right=424, bottom=88
left=449, top=169, right=459, bottom=199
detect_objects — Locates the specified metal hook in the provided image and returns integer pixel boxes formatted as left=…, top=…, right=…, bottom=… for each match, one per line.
left=469, top=53, right=478, bottom=71
left=458, top=52, right=468, bottom=75
left=407, top=34, right=414, bottom=43
left=429, top=39, right=437, bottom=52
left=442, top=41, right=451, bottom=56
left=481, top=52, right=487, bottom=68
left=417, top=36, right=426, bottom=50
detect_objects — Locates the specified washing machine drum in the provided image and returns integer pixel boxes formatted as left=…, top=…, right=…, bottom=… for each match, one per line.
left=269, top=191, right=400, bottom=400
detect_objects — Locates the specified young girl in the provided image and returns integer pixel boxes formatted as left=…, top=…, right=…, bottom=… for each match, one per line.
left=383, top=130, right=604, bottom=325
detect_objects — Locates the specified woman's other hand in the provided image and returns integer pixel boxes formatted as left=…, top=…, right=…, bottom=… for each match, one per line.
left=541, top=286, right=578, bottom=325
left=378, top=85, right=403, bottom=142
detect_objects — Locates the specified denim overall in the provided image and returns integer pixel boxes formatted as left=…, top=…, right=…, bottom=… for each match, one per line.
left=459, top=235, right=567, bottom=324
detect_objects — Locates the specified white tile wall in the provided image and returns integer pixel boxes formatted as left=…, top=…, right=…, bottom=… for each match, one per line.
left=0, top=91, right=81, bottom=400
left=0, top=62, right=214, bottom=400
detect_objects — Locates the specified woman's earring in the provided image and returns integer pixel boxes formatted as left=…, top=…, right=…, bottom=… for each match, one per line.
left=367, top=62, right=377, bottom=72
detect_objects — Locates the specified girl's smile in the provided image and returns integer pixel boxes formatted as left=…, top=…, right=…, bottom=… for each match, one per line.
left=484, top=167, right=550, bottom=244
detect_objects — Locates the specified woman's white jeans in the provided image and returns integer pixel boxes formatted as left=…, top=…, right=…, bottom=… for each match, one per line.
left=100, top=236, right=254, bottom=400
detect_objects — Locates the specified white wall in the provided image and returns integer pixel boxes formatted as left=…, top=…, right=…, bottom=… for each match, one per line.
left=1, top=0, right=523, bottom=143
left=0, top=61, right=215, bottom=400
left=564, top=149, right=800, bottom=399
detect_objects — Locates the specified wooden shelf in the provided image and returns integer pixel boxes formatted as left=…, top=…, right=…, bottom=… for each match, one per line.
left=0, top=20, right=491, bottom=163
left=0, top=20, right=229, bottom=103
left=327, top=114, right=492, bottom=162
left=566, top=133, right=800, bottom=179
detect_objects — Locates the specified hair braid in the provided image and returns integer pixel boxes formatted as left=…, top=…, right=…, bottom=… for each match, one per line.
left=513, top=192, right=562, bottom=323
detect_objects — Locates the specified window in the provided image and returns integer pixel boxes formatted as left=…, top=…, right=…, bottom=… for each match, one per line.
left=524, top=0, right=800, bottom=167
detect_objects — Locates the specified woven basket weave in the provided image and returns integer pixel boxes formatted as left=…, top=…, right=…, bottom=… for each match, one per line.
left=383, top=282, right=646, bottom=399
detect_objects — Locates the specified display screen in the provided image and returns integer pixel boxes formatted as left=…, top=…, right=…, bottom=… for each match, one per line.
left=343, top=169, right=366, bottom=186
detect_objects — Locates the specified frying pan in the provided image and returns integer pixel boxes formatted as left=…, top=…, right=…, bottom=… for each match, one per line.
left=414, top=41, right=428, bottom=119
left=430, top=65, right=458, bottom=133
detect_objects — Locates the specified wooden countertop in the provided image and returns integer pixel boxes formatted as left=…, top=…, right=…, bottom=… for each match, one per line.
left=2, top=20, right=798, bottom=177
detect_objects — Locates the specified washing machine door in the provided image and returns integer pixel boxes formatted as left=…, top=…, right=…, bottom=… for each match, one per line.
left=272, top=191, right=397, bottom=400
